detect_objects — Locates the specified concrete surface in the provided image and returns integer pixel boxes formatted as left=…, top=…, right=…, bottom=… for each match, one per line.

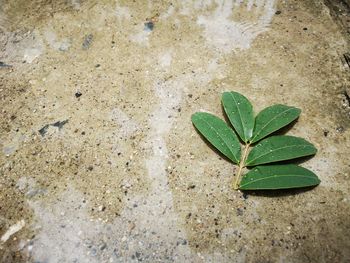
left=0, top=0, right=350, bottom=262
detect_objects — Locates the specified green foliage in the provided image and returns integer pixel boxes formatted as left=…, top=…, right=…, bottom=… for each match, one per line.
left=246, top=135, right=317, bottom=166
left=191, top=91, right=320, bottom=191
left=191, top=112, right=241, bottom=164
left=251, top=104, right=301, bottom=143
left=239, top=164, right=320, bottom=190
left=222, top=91, right=254, bottom=143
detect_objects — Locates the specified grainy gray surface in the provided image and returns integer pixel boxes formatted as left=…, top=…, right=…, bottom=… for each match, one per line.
left=0, top=0, right=349, bottom=262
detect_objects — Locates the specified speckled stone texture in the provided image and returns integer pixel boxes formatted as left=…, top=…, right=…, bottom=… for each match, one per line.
left=0, top=0, right=349, bottom=262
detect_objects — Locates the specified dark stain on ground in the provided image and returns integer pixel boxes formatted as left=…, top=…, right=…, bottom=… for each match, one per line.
left=82, top=34, right=93, bottom=50
left=342, top=90, right=350, bottom=107
left=1, top=0, right=89, bottom=30
left=144, top=21, right=154, bottom=31
left=343, top=53, right=350, bottom=68
left=39, top=119, right=69, bottom=136
left=0, top=62, right=12, bottom=68
left=324, top=0, right=350, bottom=39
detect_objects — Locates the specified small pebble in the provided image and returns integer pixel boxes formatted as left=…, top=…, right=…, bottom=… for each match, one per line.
left=336, top=126, right=344, bottom=133
left=100, top=243, right=107, bottom=250
left=236, top=208, right=244, bottom=216
left=144, top=21, right=154, bottom=31
left=98, top=205, right=106, bottom=212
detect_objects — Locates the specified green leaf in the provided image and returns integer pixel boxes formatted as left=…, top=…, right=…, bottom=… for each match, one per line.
left=239, top=164, right=321, bottom=190
left=250, top=104, right=301, bottom=143
left=245, top=135, right=317, bottom=166
left=222, top=91, right=254, bottom=143
left=191, top=112, right=241, bottom=163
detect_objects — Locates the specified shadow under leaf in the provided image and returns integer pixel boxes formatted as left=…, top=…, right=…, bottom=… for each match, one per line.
left=241, top=185, right=318, bottom=197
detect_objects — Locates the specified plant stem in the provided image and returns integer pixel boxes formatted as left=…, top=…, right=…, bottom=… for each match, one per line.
left=233, top=143, right=250, bottom=190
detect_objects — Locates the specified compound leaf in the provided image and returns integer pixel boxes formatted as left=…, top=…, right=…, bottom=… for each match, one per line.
left=250, top=104, right=301, bottom=143
left=239, top=164, right=321, bottom=190
left=222, top=91, right=254, bottom=143
left=192, top=112, right=241, bottom=163
left=246, top=135, right=317, bottom=166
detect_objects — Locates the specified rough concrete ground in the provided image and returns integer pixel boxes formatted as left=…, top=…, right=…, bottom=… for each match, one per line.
left=0, top=0, right=349, bottom=262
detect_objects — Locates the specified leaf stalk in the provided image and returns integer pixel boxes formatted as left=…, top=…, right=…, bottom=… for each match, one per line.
left=233, top=143, right=250, bottom=190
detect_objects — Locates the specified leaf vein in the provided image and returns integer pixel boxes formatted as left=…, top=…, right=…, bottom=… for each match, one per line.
left=198, top=115, right=239, bottom=163
left=229, top=93, right=246, bottom=140
left=246, top=144, right=315, bottom=165
left=251, top=107, right=295, bottom=142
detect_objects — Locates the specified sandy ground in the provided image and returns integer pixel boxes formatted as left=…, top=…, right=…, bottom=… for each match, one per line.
left=0, top=0, right=349, bottom=262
